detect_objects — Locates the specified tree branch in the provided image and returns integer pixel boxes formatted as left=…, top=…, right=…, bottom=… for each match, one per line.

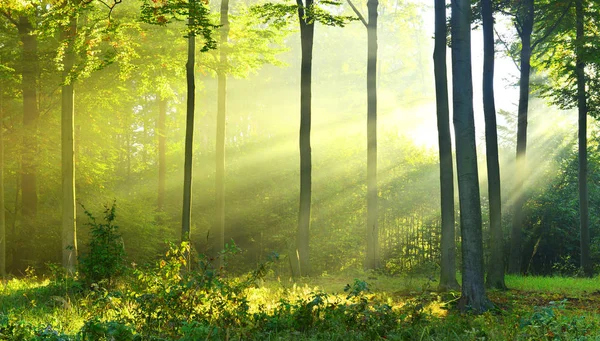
left=531, top=0, right=574, bottom=50
left=494, top=26, right=520, bottom=71
left=346, top=0, right=367, bottom=28
left=0, top=10, right=19, bottom=26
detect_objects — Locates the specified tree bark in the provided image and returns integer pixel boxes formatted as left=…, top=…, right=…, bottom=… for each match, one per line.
left=18, top=16, right=38, bottom=219
left=296, top=0, right=314, bottom=277
left=61, top=16, right=78, bottom=273
left=575, top=0, right=591, bottom=277
left=157, top=98, right=166, bottom=212
left=451, top=0, right=490, bottom=312
left=365, top=0, right=379, bottom=270
left=434, top=0, right=459, bottom=291
left=482, top=0, right=505, bottom=290
left=508, top=0, right=533, bottom=275
left=215, top=0, right=230, bottom=265
left=182, top=9, right=196, bottom=243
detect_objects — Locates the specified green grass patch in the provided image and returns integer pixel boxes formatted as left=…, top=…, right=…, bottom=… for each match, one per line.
left=506, top=274, right=600, bottom=296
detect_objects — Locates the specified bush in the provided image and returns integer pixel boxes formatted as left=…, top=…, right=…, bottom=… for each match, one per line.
left=78, top=202, right=126, bottom=287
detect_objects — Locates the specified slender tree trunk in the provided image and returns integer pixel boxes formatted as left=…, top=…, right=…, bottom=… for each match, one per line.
left=575, top=0, right=591, bottom=277
left=451, top=0, right=490, bottom=313
left=182, top=10, right=196, bottom=242
left=482, top=0, right=505, bottom=290
left=157, top=99, right=166, bottom=212
left=365, top=0, right=379, bottom=270
left=508, top=0, right=533, bottom=275
left=61, top=17, right=78, bottom=273
left=296, top=0, right=314, bottom=277
left=18, top=16, right=38, bottom=219
left=0, top=64, right=5, bottom=278
left=434, top=0, right=459, bottom=291
left=215, top=0, right=230, bottom=265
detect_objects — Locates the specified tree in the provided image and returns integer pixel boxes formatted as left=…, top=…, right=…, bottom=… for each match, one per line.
left=1, top=2, right=40, bottom=272
left=61, top=12, right=78, bottom=273
left=451, top=0, right=490, bottom=312
left=296, top=0, right=314, bottom=277
left=182, top=7, right=196, bottom=243
left=530, top=0, right=598, bottom=276
left=251, top=0, right=354, bottom=276
left=346, top=0, right=379, bottom=270
left=215, top=0, right=230, bottom=266
left=482, top=0, right=505, bottom=289
left=508, top=0, right=534, bottom=275
left=575, top=0, right=591, bottom=277
left=494, top=0, right=574, bottom=274
left=141, top=0, right=218, bottom=242
left=433, top=0, right=459, bottom=291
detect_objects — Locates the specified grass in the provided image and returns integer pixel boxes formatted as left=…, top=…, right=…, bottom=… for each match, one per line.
left=2, top=264, right=600, bottom=340
left=506, top=274, right=600, bottom=295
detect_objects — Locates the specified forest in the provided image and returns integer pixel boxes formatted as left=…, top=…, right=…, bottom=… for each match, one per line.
left=1, top=0, right=600, bottom=339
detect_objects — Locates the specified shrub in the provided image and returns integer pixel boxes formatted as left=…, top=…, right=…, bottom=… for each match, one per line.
left=78, top=202, right=126, bottom=287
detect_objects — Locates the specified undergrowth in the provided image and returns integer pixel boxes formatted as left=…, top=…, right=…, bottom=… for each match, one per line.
left=2, top=217, right=600, bottom=341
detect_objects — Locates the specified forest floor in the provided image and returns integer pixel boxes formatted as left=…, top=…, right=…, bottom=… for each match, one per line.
left=1, top=269, right=600, bottom=340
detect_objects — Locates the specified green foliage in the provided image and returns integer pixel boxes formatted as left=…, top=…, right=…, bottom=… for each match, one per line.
left=140, top=0, right=219, bottom=51
left=519, top=300, right=596, bottom=340
left=250, top=0, right=357, bottom=28
left=78, top=202, right=126, bottom=287
left=79, top=319, right=138, bottom=341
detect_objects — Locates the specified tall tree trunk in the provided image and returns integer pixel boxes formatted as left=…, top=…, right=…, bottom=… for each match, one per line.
left=182, top=9, right=196, bottom=243
left=434, top=0, right=459, bottom=291
left=365, top=0, right=379, bottom=270
left=508, top=0, right=533, bottom=275
left=296, top=0, right=314, bottom=277
left=157, top=98, right=166, bottom=212
left=0, top=64, right=5, bottom=278
left=451, top=0, right=490, bottom=313
left=575, top=0, right=591, bottom=277
left=18, top=16, right=38, bottom=219
left=61, top=17, right=78, bottom=273
left=482, top=0, right=505, bottom=290
left=215, top=0, right=230, bottom=266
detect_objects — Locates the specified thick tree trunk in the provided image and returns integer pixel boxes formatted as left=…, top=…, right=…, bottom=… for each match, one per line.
left=575, top=0, right=591, bottom=277
left=434, top=0, right=459, bottom=291
left=482, top=0, right=505, bottom=290
left=61, top=17, right=78, bottom=273
left=365, top=0, right=379, bottom=270
left=296, top=0, right=314, bottom=277
left=451, top=0, right=490, bottom=313
left=508, top=0, right=533, bottom=275
left=182, top=11, right=196, bottom=242
left=215, top=0, right=230, bottom=265
left=18, top=16, right=38, bottom=219
left=157, top=99, right=166, bottom=212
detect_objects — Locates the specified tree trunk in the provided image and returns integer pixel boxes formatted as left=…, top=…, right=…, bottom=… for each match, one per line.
left=575, top=0, right=591, bottom=277
left=482, top=0, right=505, bottom=290
left=182, top=9, right=196, bottom=243
left=157, top=99, right=166, bottom=212
left=508, top=0, right=533, bottom=275
left=18, top=16, right=38, bottom=219
left=434, top=0, right=459, bottom=291
left=0, top=63, right=5, bottom=278
left=365, top=0, right=379, bottom=271
left=451, top=0, right=490, bottom=313
left=215, top=0, right=230, bottom=266
left=61, top=17, right=78, bottom=273
left=296, top=0, right=314, bottom=277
